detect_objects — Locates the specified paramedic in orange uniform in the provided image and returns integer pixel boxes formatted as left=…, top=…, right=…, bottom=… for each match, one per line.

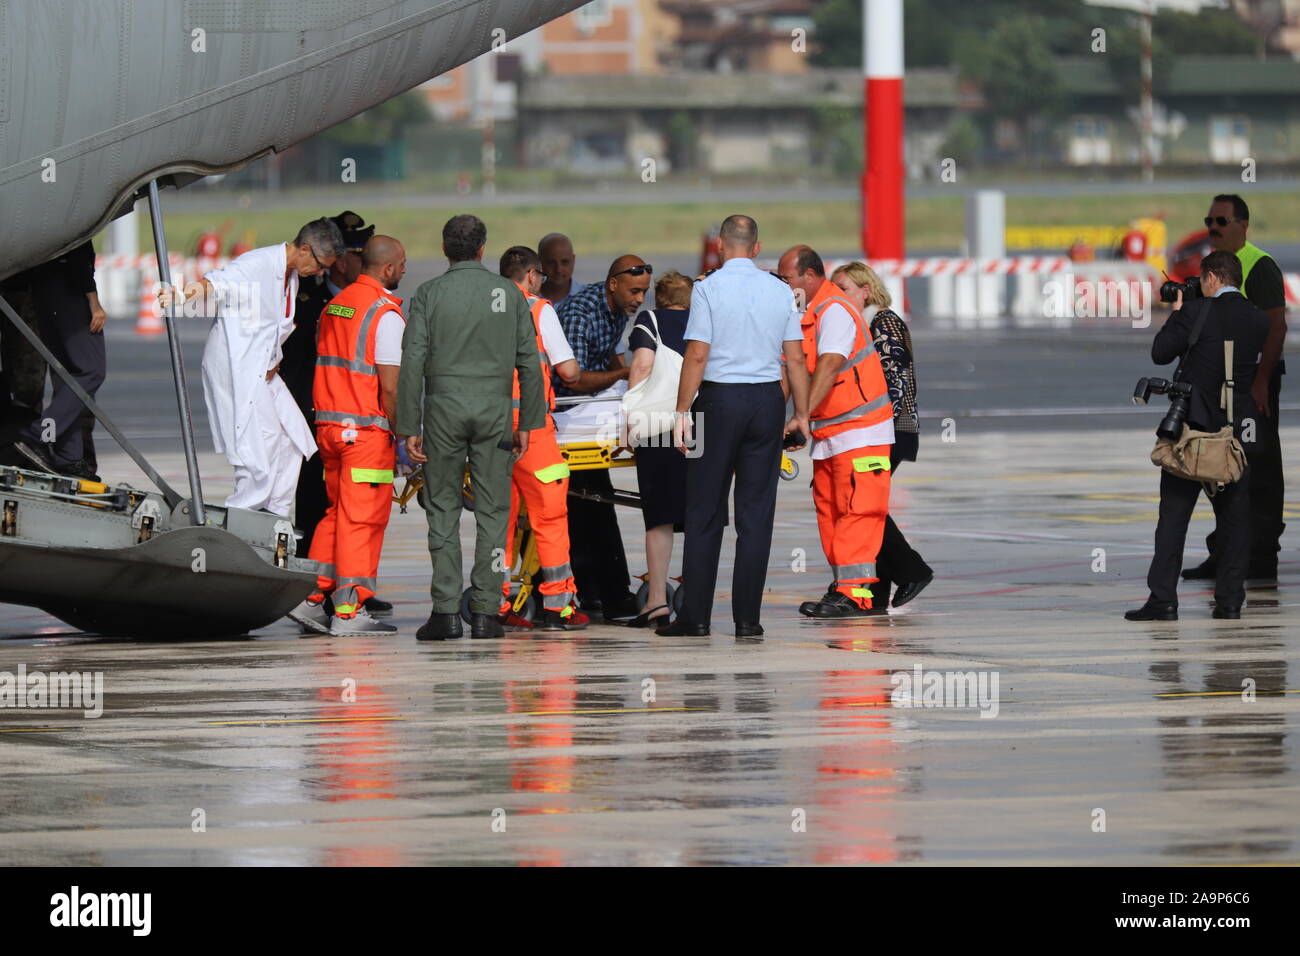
left=497, top=246, right=590, bottom=630
left=777, top=245, right=895, bottom=617
left=288, top=236, right=408, bottom=636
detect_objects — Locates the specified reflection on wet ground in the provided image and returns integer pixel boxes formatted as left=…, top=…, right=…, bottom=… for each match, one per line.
left=1, top=428, right=1297, bottom=865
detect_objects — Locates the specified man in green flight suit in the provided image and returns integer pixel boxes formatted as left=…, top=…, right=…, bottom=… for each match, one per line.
left=397, top=214, right=546, bottom=641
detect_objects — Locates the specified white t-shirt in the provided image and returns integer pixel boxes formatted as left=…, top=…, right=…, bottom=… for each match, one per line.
left=537, top=302, right=575, bottom=367
left=373, top=309, right=405, bottom=367
left=810, top=303, right=895, bottom=460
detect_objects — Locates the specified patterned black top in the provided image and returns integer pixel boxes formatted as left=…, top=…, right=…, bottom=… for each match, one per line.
left=870, top=307, right=918, bottom=433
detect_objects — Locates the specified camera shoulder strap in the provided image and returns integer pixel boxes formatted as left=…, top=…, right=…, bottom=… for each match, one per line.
left=1173, top=298, right=1214, bottom=382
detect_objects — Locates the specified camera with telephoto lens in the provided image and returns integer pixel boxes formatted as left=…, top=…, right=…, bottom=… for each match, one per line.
left=1133, top=377, right=1194, bottom=440
left=1159, top=274, right=1201, bottom=304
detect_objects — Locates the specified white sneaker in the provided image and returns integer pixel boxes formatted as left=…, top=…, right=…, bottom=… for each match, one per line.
left=329, top=609, right=398, bottom=636
left=288, top=599, right=331, bottom=634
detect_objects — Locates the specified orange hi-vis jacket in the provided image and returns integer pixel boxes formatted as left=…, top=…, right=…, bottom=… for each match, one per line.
left=511, top=285, right=558, bottom=431
left=800, top=279, right=893, bottom=442
left=313, top=273, right=404, bottom=434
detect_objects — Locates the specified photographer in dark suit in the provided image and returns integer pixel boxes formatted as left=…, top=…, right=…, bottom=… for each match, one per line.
left=1126, top=251, right=1270, bottom=621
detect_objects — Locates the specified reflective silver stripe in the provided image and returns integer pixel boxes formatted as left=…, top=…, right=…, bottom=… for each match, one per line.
left=539, top=349, right=550, bottom=366
left=511, top=398, right=520, bottom=410
left=540, top=562, right=573, bottom=583
left=316, top=410, right=391, bottom=430
left=810, top=392, right=891, bottom=430
left=354, top=299, right=385, bottom=368
left=542, top=592, right=576, bottom=610
left=315, top=298, right=386, bottom=375
left=316, top=563, right=336, bottom=580
left=316, top=354, right=376, bottom=375
left=816, top=295, right=877, bottom=372
left=337, top=576, right=377, bottom=591
left=833, top=562, right=876, bottom=581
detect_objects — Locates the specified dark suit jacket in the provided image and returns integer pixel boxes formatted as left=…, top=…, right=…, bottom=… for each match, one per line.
left=1151, top=291, right=1269, bottom=434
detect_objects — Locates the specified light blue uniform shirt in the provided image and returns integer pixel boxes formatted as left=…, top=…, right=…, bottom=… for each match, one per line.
left=684, top=256, right=803, bottom=383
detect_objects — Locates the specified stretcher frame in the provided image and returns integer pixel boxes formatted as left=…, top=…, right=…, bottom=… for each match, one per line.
left=392, top=395, right=799, bottom=623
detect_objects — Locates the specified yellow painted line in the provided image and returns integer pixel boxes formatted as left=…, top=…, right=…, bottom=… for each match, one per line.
left=514, top=707, right=713, bottom=717
left=841, top=699, right=1018, bottom=707
left=0, top=726, right=80, bottom=733
left=202, top=716, right=407, bottom=726
left=1157, top=689, right=1300, bottom=699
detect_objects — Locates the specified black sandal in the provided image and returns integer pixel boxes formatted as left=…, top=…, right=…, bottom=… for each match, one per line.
left=628, top=604, right=671, bottom=628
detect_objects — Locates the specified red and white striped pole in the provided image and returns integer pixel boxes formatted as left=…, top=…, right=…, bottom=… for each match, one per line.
left=862, top=0, right=904, bottom=260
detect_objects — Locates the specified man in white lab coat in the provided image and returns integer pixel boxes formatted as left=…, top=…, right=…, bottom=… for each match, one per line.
left=161, top=219, right=343, bottom=515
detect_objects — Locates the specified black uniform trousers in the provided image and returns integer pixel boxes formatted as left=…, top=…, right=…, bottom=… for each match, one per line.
left=871, top=450, right=933, bottom=606
left=294, top=449, right=330, bottom=557
left=680, top=380, right=784, bottom=627
left=1151, top=466, right=1250, bottom=608
left=567, top=469, right=634, bottom=610
left=17, top=291, right=105, bottom=467
left=1204, top=371, right=1283, bottom=573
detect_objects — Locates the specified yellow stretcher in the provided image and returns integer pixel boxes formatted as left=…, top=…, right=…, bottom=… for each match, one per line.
left=392, top=395, right=799, bottom=623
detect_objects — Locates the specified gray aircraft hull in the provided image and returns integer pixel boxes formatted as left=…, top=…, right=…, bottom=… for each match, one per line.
left=0, top=0, right=589, bottom=277
left=0, top=467, right=316, bottom=637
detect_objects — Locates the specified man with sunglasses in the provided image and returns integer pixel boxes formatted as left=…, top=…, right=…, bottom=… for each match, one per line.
left=1183, top=194, right=1288, bottom=583
left=161, top=218, right=342, bottom=515
left=554, top=254, right=652, bottom=621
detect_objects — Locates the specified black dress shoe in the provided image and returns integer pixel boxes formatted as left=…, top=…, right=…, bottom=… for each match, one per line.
left=799, top=584, right=837, bottom=617
left=627, top=604, right=671, bottom=628
left=416, top=612, right=463, bottom=641
left=892, top=573, right=934, bottom=608
left=13, top=440, right=58, bottom=474
left=810, top=591, right=877, bottom=618
left=656, top=619, right=710, bottom=636
left=363, top=596, right=393, bottom=616
left=62, top=458, right=101, bottom=482
left=1123, top=600, right=1178, bottom=621
left=471, top=612, right=504, bottom=639
left=1181, top=560, right=1217, bottom=580
left=1212, top=605, right=1242, bottom=619
left=734, top=622, right=764, bottom=637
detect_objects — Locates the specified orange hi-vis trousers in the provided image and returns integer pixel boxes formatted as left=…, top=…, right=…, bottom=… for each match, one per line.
left=500, top=426, right=576, bottom=614
left=308, top=425, right=395, bottom=618
left=812, top=444, right=892, bottom=609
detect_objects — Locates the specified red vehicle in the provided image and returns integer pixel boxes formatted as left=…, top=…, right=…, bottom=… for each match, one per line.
left=1167, top=228, right=1215, bottom=283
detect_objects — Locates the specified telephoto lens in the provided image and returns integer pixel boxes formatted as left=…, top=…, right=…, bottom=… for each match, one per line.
left=1157, top=395, right=1188, bottom=441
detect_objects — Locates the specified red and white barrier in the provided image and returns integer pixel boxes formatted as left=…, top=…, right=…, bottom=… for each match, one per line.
left=94, top=254, right=230, bottom=332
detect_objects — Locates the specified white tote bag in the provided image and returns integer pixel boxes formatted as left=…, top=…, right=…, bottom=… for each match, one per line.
left=620, top=310, right=684, bottom=445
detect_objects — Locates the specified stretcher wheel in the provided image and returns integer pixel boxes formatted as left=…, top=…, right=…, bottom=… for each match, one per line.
left=635, top=580, right=678, bottom=614
left=780, top=457, right=800, bottom=481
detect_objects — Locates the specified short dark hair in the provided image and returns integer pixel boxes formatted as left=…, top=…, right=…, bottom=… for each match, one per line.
left=795, top=245, right=824, bottom=278
left=443, top=214, right=487, bottom=262
left=1213, top=194, right=1250, bottom=222
left=719, top=214, right=758, bottom=247
left=1201, top=249, right=1243, bottom=288
left=499, top=245, right=541, bottom=281
left=294, top=218, right=345, bottom=258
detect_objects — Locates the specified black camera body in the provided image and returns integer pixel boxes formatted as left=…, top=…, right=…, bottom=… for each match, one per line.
left=1133, top=377, right=1194, bottom=440
left=1159, top=274, right=1201, bottom=304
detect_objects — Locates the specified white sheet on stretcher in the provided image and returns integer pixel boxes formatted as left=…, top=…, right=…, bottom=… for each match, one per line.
left=552, top=382, right=626, bottom=445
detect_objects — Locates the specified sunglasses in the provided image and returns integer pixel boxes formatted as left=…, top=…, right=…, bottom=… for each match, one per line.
left=1204, top=216, right=1242, bottom=228
left=612, top=264, right=653, bottom=278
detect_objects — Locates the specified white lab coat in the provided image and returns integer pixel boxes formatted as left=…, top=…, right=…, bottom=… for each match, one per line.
left=201, top=243, right=315, bottom=504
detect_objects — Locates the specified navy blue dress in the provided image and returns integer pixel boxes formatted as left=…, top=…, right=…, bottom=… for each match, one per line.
left=628, top=308, right=689, bottom=531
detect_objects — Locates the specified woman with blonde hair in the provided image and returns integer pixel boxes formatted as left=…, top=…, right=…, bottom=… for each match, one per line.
left=830, top=262, right=934, bottom=609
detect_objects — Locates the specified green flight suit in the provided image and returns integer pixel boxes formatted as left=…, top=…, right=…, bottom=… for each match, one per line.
left=396, top=259, right=545, bottom=615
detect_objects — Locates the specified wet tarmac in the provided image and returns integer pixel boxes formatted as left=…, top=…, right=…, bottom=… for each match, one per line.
left=2, top=418, right=1297, bottom=866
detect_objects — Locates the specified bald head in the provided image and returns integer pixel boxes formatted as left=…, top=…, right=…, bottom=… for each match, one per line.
left=719, top=215, right=758, bottom=249
left=538, top=233, right=575, bottom=299
left=362, top=235, right=407, bottom=290
left=604, top=253, right=651, bottom=316
left=777, top=244, right=823, bottom=303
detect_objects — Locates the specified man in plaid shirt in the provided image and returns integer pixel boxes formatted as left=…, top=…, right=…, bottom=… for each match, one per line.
left=554, top=254, right=653, bottom=620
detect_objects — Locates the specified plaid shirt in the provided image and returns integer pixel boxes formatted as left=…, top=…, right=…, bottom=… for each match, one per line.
left=554, top=281, right=624, bottom=397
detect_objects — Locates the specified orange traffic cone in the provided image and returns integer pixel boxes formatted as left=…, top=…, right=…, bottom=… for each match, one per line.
left=136, top=283, right=165, bottom=336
